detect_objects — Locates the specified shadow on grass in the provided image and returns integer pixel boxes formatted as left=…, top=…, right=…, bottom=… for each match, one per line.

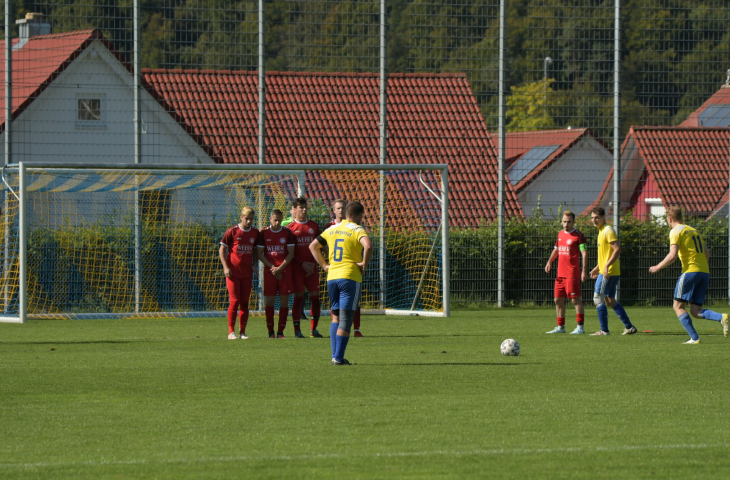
left=356, top=362, right=535, bottom=366
left=12, top=340, right=134, bottom=345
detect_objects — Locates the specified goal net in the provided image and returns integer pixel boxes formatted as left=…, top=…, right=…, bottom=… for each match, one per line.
left=0, top=163, right=448, bottom=322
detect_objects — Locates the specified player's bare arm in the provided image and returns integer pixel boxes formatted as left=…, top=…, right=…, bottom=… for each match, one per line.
left=581, top=249, right=588, bottom=282
left=301, top=261, right=316, bottom=276
left=219, top=244, right=231, bottom=278
left=649, top=244, right=679, bottom=273
left=603, top=241, right=621, bottom=279
left=256, top=246, right=274, bottom=270
left=545, top=248, right=559, bottom=273
left=309, top=238, right=329, bottom=272
left=357, top=236, right=373, bottom=274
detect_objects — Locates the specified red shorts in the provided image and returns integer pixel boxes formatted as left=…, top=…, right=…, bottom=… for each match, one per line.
left=292, top=262, right=320, bottom=294
left=226, top=276, right=253, bottom=307
left=263, top=267, right=292, bottom=297
left=554, top=277, right=581, bottom=299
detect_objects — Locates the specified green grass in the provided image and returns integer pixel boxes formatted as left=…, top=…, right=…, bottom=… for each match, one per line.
left=2, top=307, right=730, bottom=479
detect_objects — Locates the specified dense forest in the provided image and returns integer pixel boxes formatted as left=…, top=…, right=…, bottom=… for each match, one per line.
left=7, top=0, right=730, bottom=139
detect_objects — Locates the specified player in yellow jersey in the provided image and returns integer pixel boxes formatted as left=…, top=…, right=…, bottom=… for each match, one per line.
left=310, top=201, right=372, bottom=365
left=649, top=206, right=729, bottom=344
left=589, top=207, right=637, bottom=336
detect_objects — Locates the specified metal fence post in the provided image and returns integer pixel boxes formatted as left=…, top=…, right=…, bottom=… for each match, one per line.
left=613, top=0, right=621, bottom=233
left=133, top=0, right=142, bottom=313
left=497, top=0, right=507, bottom=307
left=613, top=0, right=622, bottom=302
left=4, top=0, right=10, bottom=167
left=3, top=0, right=11, bottom=314
left=379, top=0, right=387, bottom=310
left=258, top=0, right=266, bottom=311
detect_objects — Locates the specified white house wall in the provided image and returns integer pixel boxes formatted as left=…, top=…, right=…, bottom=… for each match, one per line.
left=2, top=40, right=214, bottom=166
left=519, top=137, right=613, bottom=217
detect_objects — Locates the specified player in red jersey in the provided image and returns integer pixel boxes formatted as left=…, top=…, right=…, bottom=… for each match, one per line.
left=544, top=211, right=588, bottom=334
left=286, top=198, right=322, bottom=338
left=256, top=209, right=296, bottom=338
left=219, top=206, right=259, bottom=340
left=322, top=198, right=364, bottom=337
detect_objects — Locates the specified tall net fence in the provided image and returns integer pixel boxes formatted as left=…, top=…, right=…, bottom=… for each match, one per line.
left=1, top=1, right=730, bottom=309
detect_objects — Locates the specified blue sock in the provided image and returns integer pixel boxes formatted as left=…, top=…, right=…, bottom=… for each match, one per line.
left=330, top=322, right=338, bottom=358
left=597, top=304, right=609, bottom=332
left=699, top=309, right=723, bottom=322
left=612, top=303, right=633, bottom=328
left=334, top=334, right=350, bottom=362
left=678, top=313, right=699, bottom=341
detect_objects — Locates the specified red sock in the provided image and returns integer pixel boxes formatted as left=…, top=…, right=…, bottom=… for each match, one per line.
left=353, top=308, right=361, bottom=330
left=265, top=306, right=275, bottom=333
left=311, top=318, right=319, bottom=331
left=292, top=297, right=303, bottom=331
left=239, top=306, right=249, bottom=335
left=311, top=296, right=321, bottom=319
left=576, top=313, right=585, bottom=326
left=278, top=307, right=289, bottom=334
left=227, top=303, right=238, bottom=334
left=557, top=317, right=565, bottom=326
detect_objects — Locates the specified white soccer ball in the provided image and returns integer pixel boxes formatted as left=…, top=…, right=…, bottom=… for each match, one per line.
left=500, top=338, right=520, bottom=356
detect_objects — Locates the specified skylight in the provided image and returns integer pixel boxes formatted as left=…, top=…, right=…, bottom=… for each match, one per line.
left=507, top=145, right=560, bottom=185
left=698, top=105, right=730, bottom=127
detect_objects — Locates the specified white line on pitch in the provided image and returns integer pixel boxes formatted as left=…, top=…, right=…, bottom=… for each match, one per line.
left=0, top=442, right=726, bottom=470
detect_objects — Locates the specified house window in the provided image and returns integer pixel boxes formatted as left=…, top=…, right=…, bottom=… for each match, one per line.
left=78, top=99, right=100, bottom=121
left=76, top=97, right=106, bottom=128
left=645, top=198, right=665, bottom=223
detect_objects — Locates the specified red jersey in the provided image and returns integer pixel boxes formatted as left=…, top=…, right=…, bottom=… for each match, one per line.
left=220, top=225, right=259, bottom=279
left=287, top=219, right=320, bottom=263
left=555, top=228, right=587, bottom=278
left=256, top=227, right=296, bottom=267
left=323, top=220, right=340, bottom=230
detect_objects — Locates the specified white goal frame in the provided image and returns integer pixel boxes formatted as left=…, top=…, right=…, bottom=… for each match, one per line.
left=0, top=162, right=450, bottom=323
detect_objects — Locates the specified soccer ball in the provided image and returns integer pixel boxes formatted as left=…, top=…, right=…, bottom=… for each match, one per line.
left=500, top=339, right=520, bottom=356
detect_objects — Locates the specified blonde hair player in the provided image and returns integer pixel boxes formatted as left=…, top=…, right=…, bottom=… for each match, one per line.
left=219, top=207, right=259, bottom=339
left=649, top=206, right=729, bottom=344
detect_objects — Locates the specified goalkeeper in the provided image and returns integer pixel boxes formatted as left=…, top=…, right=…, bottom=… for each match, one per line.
left=310, top=201, right=372, bottom=365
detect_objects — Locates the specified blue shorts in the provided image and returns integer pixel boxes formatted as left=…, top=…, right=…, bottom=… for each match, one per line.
left=594, top=274, right=620, bottom=298
left=327, top=279, right=362, bottom=311
left=674, top=272, right=710, bottom=306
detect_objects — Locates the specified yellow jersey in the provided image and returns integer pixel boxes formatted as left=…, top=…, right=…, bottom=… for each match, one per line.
left=321, top=222, right=369, bottom=282
left=669, top=224, right=709, bottom=274
left=597, top=224, right=620, bottom=276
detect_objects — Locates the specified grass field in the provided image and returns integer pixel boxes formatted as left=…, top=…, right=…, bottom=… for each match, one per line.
left=2, top=307, right=730, bottom=479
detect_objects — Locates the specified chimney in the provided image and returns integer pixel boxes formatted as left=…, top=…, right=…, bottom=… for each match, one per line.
left=16, top=12, right=51, bottom=39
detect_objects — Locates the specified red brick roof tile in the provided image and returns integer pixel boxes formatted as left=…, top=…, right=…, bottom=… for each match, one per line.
left=588, top=127, right=730, bottom=217
left=143, top=69, right=522, bottom=225
left=632, top=127, right=730, bottom=215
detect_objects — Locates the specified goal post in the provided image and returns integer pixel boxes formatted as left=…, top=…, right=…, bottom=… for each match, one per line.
left=0, top=162, right=449, bottom=322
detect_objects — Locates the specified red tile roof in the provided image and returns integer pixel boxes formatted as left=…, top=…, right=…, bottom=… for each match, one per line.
left=142, top=69, right=522, bottom=225
left=490, top=128, right=606, bottom=191
left=0, top=29, right=123, bottom=130
left=587, top=126, right=730, bottom=216
left=634, top=127, right=730, bottom=215
left=0, top=29, right=521, bottom=226
left=680, top=85, right=730, bottom=127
